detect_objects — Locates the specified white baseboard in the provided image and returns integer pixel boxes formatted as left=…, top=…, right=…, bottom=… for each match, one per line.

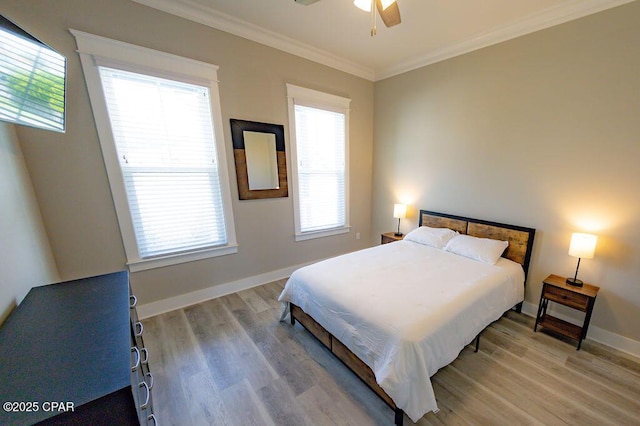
left=522, top=301, right=640, bottom=358
left=136, top=262, right=312, bottom=319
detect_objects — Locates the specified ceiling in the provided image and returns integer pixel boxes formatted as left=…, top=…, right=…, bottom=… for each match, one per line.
left=133, top=0, right=634, bottom=81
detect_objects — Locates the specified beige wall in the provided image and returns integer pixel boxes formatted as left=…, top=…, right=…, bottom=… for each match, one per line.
left=0, top=122, right=59, bottom=325
left=372, top=2, right=640, bottom=342
left=3, top=0, right=373, bottom=304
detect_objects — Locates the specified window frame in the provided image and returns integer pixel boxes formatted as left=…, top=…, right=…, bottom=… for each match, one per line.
left=72, top=30, right=237, bottom=272
left=286, top=83, right=351, bottom=241
left=0, top=15, right=66, bottom=132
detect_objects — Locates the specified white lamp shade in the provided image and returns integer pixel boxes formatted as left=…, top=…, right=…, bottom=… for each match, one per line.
left=380, top=0, right=395, bottom=9
left=354, top=0, right=395, bottom=12
left=393, top=203, right=407, bottom=219
left=568, top=233, right=597, bottom=259
left=353, top=0, right=371, bottom=11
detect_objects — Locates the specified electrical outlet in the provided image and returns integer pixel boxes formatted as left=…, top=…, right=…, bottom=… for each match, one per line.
left=356, top=232, right=361, bottom=240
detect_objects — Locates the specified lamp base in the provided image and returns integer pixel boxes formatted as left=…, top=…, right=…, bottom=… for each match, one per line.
left=394, top=232, right=403, bottom=237
left=566, top=277, right=584, bottom=287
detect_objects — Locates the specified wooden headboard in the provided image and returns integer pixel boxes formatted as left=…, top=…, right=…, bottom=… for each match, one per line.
left=419, top=210, right=536, bottom=279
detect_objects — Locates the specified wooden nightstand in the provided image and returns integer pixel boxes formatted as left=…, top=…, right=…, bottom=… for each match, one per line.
left=381, top=232, right=404, bottom=244
left=534, top=274, right=599, bottom=350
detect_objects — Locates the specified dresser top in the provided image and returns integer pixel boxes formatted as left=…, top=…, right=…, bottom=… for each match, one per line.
left=0, top=271, right=131, bottom=425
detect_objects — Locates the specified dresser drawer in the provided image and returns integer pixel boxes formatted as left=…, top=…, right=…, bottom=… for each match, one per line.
left=543, top=284, right=589, bottom=311
left=131, top=289, right=156, bottom=425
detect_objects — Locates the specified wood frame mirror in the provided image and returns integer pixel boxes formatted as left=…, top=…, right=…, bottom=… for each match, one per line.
left=230, top=119, right=288, bottom=200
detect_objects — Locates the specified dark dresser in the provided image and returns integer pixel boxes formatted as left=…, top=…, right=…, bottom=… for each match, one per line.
left=0, top=271, right=156, bottom=425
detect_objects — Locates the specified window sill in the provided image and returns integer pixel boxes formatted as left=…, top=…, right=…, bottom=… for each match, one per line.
left=295, top=226, right=350, bottom=242
left=127, top=244, right=238, bottom=272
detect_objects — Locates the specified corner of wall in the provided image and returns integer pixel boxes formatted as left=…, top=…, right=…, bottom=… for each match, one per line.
left=0, top=122, right=59, bottom=325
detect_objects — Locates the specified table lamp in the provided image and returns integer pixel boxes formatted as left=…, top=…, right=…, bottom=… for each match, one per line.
left=393, top=203, right=407, bottom=236
left=566, top=232, right=597, bottom=287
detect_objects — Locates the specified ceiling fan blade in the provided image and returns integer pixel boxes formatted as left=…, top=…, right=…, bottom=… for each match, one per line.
left=376, top=0, right=401, bottom=27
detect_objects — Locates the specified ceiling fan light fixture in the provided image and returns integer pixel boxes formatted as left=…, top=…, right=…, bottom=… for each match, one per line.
left=354, top=0, right=394, bottom=12
left=379, top=0, right=395, bottom=11
left=353, top=0, right=401, bottom=36
left=353, top=0, right=371, bottom=12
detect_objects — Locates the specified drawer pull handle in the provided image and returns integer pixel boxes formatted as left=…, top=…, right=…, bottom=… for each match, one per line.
left=130, top=294, right=137, bottom=308
left=562, top=295, right=568, bottom=299
left=141, top=347, right=149, bottom=364
left=146, top=372, right=154, bottom=390
left=148, top=414, right=158, bottom=425
left=135, top=321, right=144, bottom=337
left=131, top=346, right=141, bottom=372
left=139, top=381, right=150, bottom=409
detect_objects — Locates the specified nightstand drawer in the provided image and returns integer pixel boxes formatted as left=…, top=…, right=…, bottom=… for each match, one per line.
left=381, top=232, right=403, bottom=244
left=543, top=284, right=589, bottom=311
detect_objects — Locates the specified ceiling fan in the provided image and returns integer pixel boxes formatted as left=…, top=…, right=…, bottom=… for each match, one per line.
left=294, top=0, right=401, bottom=36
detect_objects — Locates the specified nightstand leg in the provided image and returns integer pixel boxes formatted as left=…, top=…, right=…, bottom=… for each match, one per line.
left=534, top=286, right=547, bottom=332
left=577, top=298, right=596, bottom=350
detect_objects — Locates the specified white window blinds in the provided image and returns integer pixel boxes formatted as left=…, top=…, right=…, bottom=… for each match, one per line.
left=294, top=104, right=346, bottom=233
left=99, top=67, right=227, bottom=258
left=0, top=15, right=66, bottom=132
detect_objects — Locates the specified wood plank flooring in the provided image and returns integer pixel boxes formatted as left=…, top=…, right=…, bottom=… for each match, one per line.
left=142, top=280, right=640, bottom=425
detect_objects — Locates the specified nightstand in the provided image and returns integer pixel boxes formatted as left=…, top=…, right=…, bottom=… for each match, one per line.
left=381, top=232, right=404, bottom=244
left=534, top=274, right=599, bottom=350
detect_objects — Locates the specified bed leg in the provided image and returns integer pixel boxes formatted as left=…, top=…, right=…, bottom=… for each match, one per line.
left=289, top=304, right=295, bottom=326
left=475, top=334, right=480, bottom=353
left=515, top=302, right=523, bottom=313
left=394, top=408, right=404, bottom=425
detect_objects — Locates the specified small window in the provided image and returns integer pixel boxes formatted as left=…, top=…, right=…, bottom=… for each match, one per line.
left=286, top=84, right=351, bottom=241
left=0, top=15, right=66, bottom=132
left=73, top=30, right=237, bottom=271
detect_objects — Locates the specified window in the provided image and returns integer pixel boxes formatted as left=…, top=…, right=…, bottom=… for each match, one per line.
left=72, top=30, right=236, bottom=271
left=0, top=15, right=66, bottom=132
left=286, top=84, right=350, bottom=241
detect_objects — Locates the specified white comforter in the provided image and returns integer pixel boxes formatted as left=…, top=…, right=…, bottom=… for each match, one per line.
left=278, top=240, right=524, bottom=422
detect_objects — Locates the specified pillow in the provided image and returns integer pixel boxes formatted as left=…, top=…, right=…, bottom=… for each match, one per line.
left=403, top=226, right=458, bottom=249
left=444, top=234, right=509, bottom=265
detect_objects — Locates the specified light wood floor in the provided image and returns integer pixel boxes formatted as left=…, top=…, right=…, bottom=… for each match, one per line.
left=142, top=280, right=640, bottom=425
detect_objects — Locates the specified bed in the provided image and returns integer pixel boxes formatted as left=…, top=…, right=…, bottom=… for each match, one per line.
left=278, top=210, right=535, bottom=425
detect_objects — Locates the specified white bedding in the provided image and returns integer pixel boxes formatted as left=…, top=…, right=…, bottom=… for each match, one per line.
left=278, top=239, right=524, bottom=422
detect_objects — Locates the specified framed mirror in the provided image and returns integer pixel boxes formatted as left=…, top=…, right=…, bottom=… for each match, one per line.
left=230, top=119, right=288, bottom=200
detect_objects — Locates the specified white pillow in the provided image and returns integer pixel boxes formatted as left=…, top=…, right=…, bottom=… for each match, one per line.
left=444, top=234, right=509, bottom=265
left=403, top=226, right=458, bottom=249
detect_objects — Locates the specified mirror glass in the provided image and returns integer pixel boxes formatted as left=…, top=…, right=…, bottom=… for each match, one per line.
left=230, top=119, right=288, bottom=200
left=244, top=130, right=279, bottom=190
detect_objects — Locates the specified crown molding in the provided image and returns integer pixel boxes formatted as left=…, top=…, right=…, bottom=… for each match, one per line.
left=375, top=0, right=637, bottom=80
left=134, top=0, right=635, bottom=83
left=132, top=0, right=375, bottom=81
